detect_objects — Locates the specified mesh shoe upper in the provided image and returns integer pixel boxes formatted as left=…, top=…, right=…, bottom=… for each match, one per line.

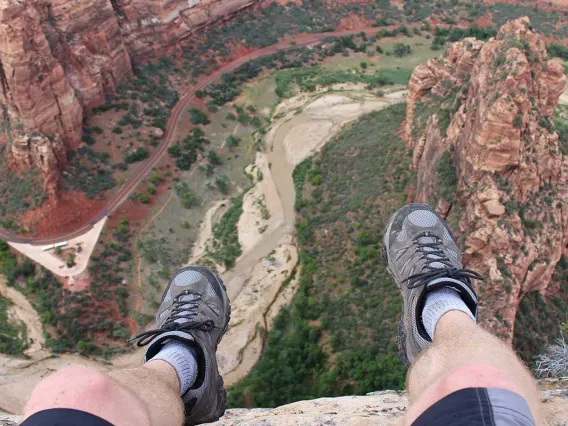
left=131, top=266, right=230, bottom=425
left=383, top=204, right=482, bottom=365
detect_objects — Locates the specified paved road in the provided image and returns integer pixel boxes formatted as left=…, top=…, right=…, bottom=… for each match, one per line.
left=1, top=27, right=382, bottom=246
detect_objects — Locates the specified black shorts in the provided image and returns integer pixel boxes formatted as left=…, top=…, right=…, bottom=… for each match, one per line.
left=21, top=409, right=113, bottom=426
left=412, top=387, right=536, bottom=425
left=20, top=387, right=536, bottom=426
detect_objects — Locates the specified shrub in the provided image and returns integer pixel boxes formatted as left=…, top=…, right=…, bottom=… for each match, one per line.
left=124, top=147, right=149, bottom=164
left=215, top=175, right=230, bottom=194
left=535, top=336, right=568, bottom=377
left=207, top=150, right=222, bottom=165
left=82, top=134, right=95, bottom=145
left=189, top=108, right=211, bottom=125
left=112, top=127, right=123, bottom=134
left=393, top=43, right=412, bottom=57
left=225, top=135, right=240, bottom=148
left=175, top=182, right=200, bottom=208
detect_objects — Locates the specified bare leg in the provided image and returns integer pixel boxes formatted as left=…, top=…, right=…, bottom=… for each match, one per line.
left=405, top=311, right=541, bottom=424
left=23, top=360, right=183, bottom=426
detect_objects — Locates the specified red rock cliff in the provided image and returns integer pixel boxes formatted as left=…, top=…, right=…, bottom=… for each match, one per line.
left=0, top=0, right=258, bottom=188
left=406, top=17, right=568, bottom=341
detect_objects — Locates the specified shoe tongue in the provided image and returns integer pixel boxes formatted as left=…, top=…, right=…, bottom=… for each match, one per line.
left=174, top=293, right=200, bottom=325
left=417, top=236, right=446, bottom=269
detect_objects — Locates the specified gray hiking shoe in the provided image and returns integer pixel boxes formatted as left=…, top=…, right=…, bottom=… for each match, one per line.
left=131, top=266, right=231, bottom=425
left=383, top=204, right=482, bottom=366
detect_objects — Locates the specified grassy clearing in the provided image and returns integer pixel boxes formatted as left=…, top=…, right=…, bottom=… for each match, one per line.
left=322, top=36, right=439, bottom=72
left=229, top=103, right=412, bottom=407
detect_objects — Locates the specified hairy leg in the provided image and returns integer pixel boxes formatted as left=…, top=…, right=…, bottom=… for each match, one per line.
left=405, top=311, right=541, bottom=425
left=24, top=360, right=183, bottom=426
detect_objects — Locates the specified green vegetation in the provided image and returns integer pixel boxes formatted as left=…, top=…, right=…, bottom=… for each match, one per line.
left=175, top=182, right=200, bottom=208
left=437, top=150, right=457, bottom=203
left=0, top=146, right=47, bottom=217
left=547, top=43, right=568, bottom=61
left=189, top=108, right=211, bottom=125
left=62, top=147, right=116, bottom=199
left=124, top=147, right=149, bottom=164
left=514, top=255, right=568, bottom=364
left=274, top=65, right=412, bottom=98
left=393, top=43, right=412, bottom=57
left=209, top=196, right=244, bottom=268
left=81, top=134, right=96, bottom=145
left=0, top=231, right=131, bottom=356
left=553, top=105, right=568, bottom=156
left=0, top=293, right=27, bottom=355
left=215, top=175, right=230, bottom=194
left=229, top=104, right=411, bottom=407
left=168, top=128, right=209, bottom=170
left=430, top=25, right=497, bottom=50
left=225, top=135, right=240, bottom=148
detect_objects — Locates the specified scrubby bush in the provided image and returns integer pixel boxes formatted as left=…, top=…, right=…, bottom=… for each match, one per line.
left=124, top=147, right=149, bottom=164
left=535, top=336, right=568, bottom=377
left=189, top=108, right=211, bottom=125
left=175, top=182, right=200, bottom=208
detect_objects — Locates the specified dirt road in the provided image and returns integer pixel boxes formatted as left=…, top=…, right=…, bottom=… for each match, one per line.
left=0, top=27, right=389, bottom=246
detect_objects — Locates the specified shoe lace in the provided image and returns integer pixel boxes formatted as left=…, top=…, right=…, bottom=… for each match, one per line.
left=129, top=290, right=215, bottom=347
left=403, top=231, right=484, bottom=289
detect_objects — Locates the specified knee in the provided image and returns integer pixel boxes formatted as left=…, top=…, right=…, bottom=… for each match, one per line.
left=26, top=366, right=114, bottom=415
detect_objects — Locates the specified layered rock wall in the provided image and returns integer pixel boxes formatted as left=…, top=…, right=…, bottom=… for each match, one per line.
left=0, top=0, right=259, bottom=187
left=116, top=0, right=258, bottom=58
left=406, top=17, right=568, bottom=340
left=0, top=0, right=84, bottom=148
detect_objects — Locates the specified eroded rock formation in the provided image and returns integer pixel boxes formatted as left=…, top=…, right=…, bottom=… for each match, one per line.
left=406, top=17, right=568, bottom=341
left=0, top=0, right=258, bottom=189
left=10, top=132, right=65, bottom=195
left=116, top=0, right=258, bottom=58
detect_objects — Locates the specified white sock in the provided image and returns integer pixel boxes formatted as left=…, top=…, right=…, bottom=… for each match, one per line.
left=422, top=287, right=475, bottom=339
left=150, top=340, right=198, bottom=395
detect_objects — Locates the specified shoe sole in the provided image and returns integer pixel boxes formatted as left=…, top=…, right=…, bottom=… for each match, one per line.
left=382, top=204, right=433, bottom=368
left=207, top=269, right=231, bottom=422
left=179, top=266, right=231, bottom=424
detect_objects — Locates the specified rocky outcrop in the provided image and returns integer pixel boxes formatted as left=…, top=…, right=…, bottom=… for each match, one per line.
left=116, top=0, right=258, bottom=58
left=1, top=384, right=568, bottom=425
left=0, top=0, right=259, bottom=188
left=10, top=132, right=66, bottom=195
left=0, top=1, right=84, bottom=147
left=406, top=17, right=568, bottom=341
left=211, top=384, right=568, bottom=426
left=2, top=385, right=568, bottom=425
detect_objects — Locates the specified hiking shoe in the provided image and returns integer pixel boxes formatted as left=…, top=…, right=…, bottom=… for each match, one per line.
left=131, top=266, right=231, bottom=425
left=382, top=204, right=483, bottom=366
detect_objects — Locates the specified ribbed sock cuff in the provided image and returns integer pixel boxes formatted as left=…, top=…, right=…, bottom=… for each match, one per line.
left=149, top=340, right=198, bottom=395
left=422, top=287, right=475, bottom=339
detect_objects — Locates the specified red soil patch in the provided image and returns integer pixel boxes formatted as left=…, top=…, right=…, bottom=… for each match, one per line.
left=336, top=15, right=373, bottom=32
left=66, top=270, right=91, bottom=292
left=474, top=17, right=494, bottom=28
left=108, top=164, right=173, bottom=232
left=19, top=191, right=105, bottom=238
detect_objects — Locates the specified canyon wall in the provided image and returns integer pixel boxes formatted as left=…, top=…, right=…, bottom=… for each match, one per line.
left=405, top=17, right=568, bottom=341
left=0, top=0, right=258, bottom=187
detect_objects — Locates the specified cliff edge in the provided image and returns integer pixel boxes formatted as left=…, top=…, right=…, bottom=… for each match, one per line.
left=1, top=383, right=568, bottom=425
